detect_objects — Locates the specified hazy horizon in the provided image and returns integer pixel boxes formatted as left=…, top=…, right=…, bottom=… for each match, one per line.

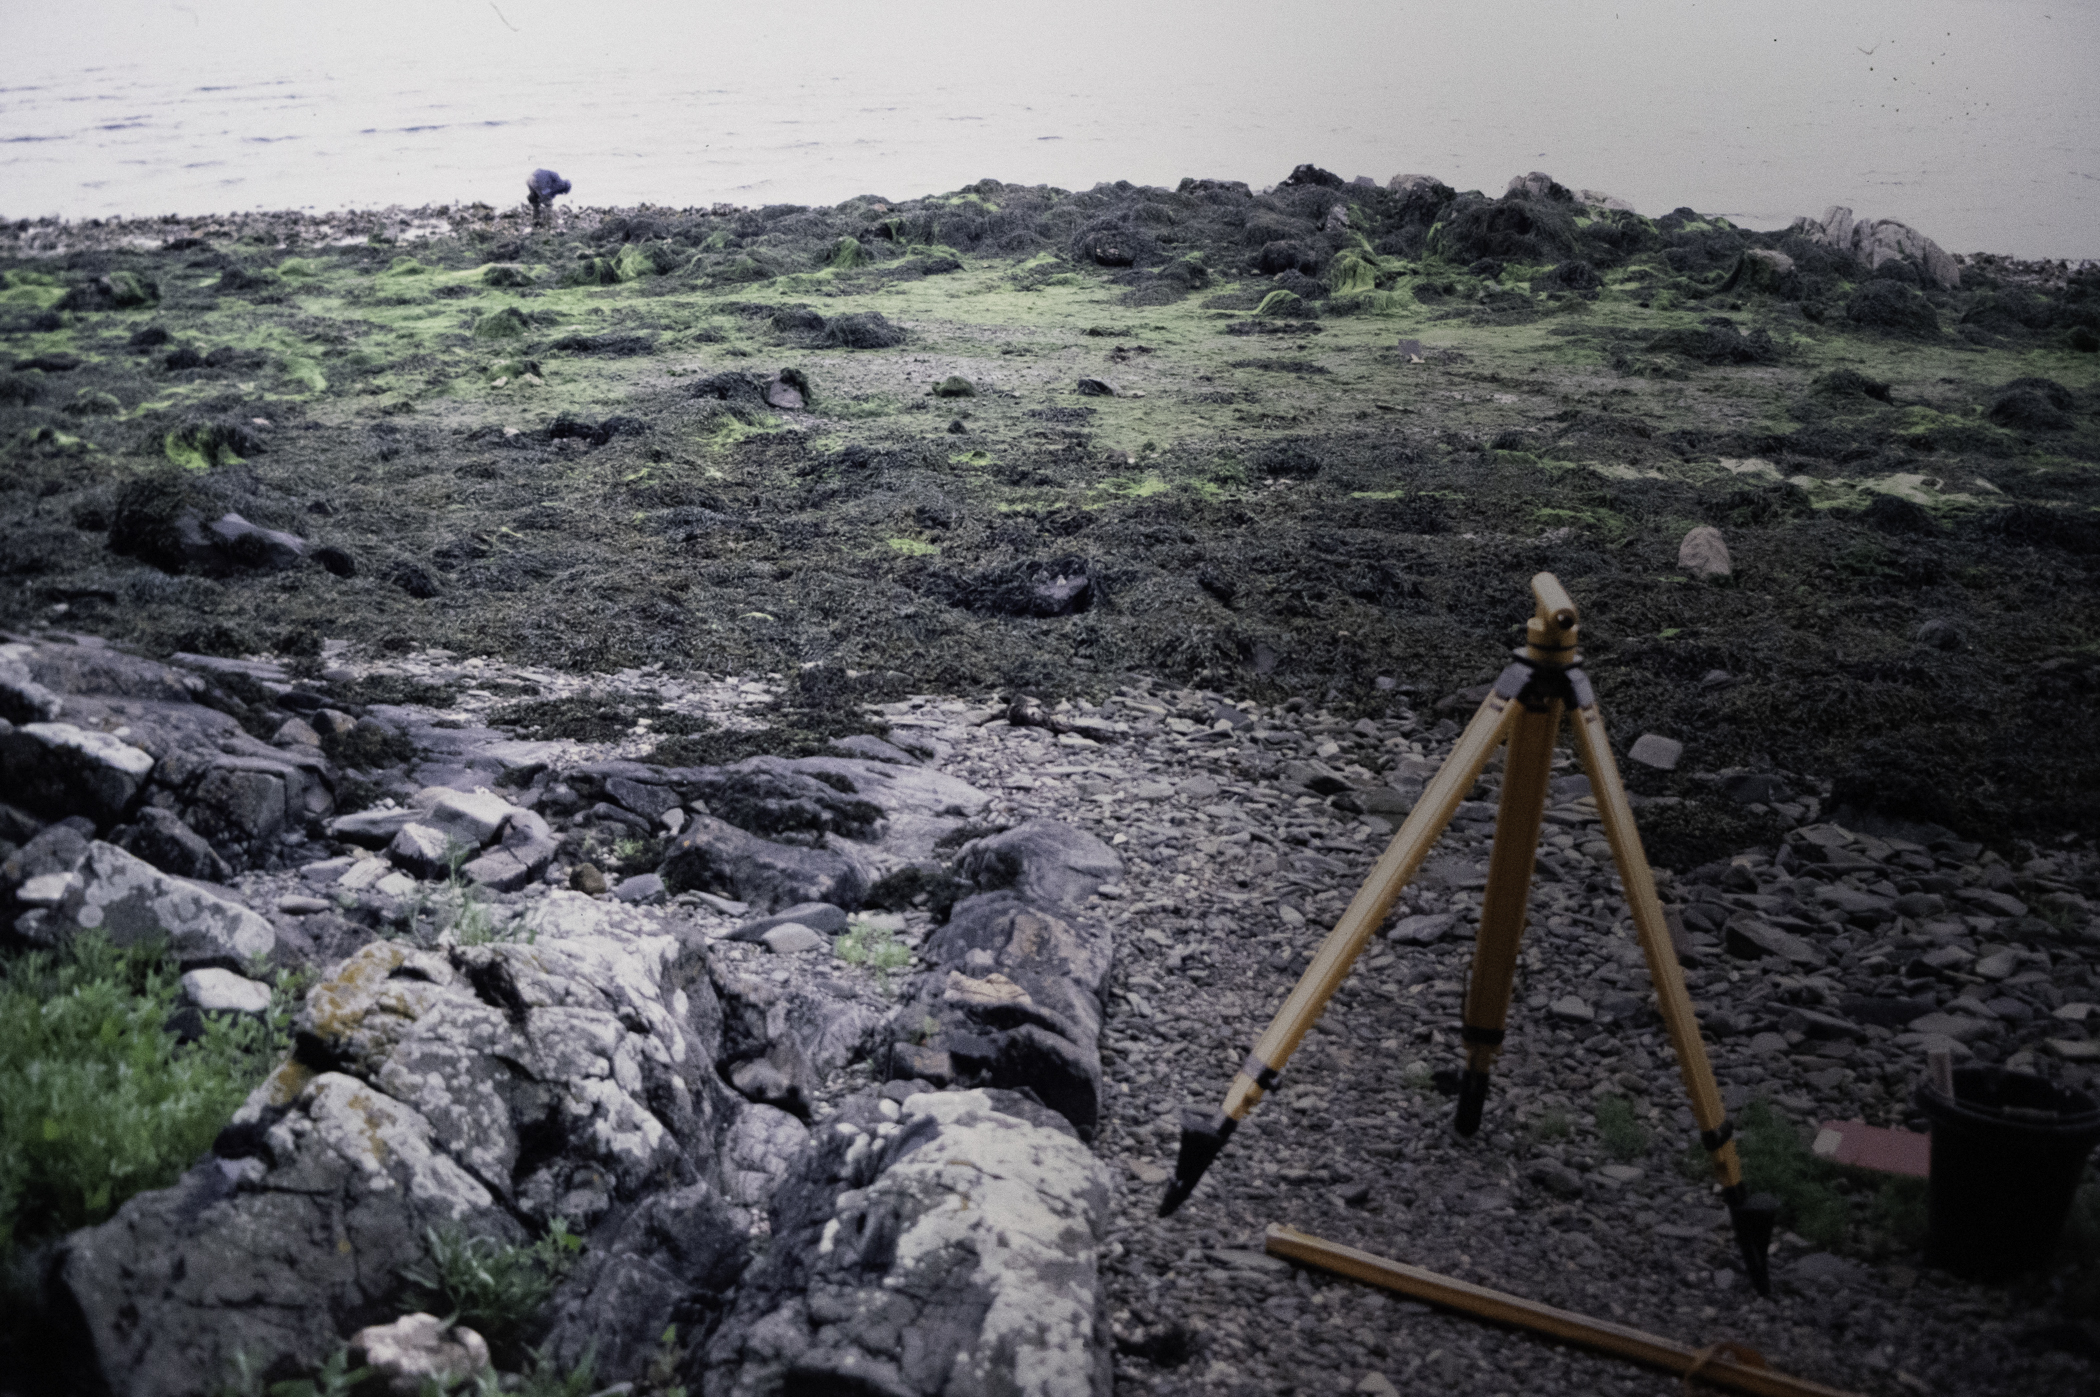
left=5, top=0, right=2097, bottom=260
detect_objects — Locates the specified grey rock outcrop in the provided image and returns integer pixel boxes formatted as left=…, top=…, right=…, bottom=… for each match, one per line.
left=49, top=892, right=741, bottom=1396
left=1793, top=205, right=1962, bottom=289
left=701, top=1088, right=1113, bottom=1397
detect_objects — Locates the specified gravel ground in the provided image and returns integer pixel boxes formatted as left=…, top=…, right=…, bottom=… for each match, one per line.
left=245, top=644, right=2100, bottom=1396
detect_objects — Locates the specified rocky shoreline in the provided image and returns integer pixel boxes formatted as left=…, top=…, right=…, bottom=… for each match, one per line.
left=1, top=621, right=2095, bottom=1395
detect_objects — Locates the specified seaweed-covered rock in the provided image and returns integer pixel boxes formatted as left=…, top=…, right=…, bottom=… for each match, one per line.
left=819, top=312, right=906, bottom=349
left=1846, top=279, right=1940, bottom=337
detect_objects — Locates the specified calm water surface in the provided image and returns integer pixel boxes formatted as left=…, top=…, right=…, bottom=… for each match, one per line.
left=5, top=0, right=2096, bottom=259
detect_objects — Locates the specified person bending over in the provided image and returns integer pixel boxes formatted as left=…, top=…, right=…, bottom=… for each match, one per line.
left=527, top=168, right=571, bottom=227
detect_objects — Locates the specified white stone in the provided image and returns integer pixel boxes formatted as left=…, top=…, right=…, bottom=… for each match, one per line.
left=762, top=922, right=825, bottom=954
left=338, top=857, right=392, bottom=891
left=1678, top=525, right=1732, bottom=579
left=421, top=788, right=517, bottom=848
left=1628, top=733, right=1684, bottom=770
left=351, top=1312, right=491, bottom=1397
left=181, top=968, right=274, bottom=1014
left=16, top=871, right=80, bottom=907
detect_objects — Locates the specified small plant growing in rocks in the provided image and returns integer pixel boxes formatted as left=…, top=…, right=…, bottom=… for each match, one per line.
left=835, top=915, right=914, bottom=991
left=398, top=1217, right=582, bottom=1367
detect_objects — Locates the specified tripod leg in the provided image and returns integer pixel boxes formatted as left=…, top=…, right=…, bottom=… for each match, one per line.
left=1566, top=701, right=1778, bottom=1295
left=1159, top=680, right=1524, bottom=1215
left=1456, top=698, right=1562, bottom=1135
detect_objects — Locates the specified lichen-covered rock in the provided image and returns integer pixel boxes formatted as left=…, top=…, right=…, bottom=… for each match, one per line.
left=51, top=891, right=739, bottom=1395
left=702, top=1089, right=1112, bottom=1397
left=57, top=839, right=274, bottom=964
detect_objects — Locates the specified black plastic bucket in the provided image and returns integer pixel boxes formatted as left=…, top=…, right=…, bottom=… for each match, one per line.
left=1912, top=1064, right=2100, bottom=1280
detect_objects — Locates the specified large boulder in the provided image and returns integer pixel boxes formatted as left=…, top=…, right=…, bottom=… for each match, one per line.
left=1792, top=205, right=1961, bottom=289
left=954, top=819, right=1121, bottom=911
left=56, top=840, right=273, bottom=965
left=902, top=893, right=1114, bottom=1138
left=536, top=1183, right=750, bottom=1382
left=114, top=806, right=235, bottom=883
left=701, top=1089, right=1112, bottom=1397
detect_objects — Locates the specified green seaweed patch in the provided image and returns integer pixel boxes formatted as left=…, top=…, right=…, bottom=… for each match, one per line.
left=276, top=258, right=323, bottom=279
left=279, top=356, right=327, bottom=393
left=163, top=421, right=254, bottom=471
left=827, top=236, right=872, bottom=269
left=473, top=306, right=531, bottom=340
left=886, top=537, right=939, bottom=556
left=0, top=271, right=67, bottom=312
left=383, top=257, right=429, bottom=277
left=1254, top=289, right=1305, bottom=318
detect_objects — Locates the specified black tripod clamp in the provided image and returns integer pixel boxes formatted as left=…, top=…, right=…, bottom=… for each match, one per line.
left=1491, top=645, right=1594, bottom=716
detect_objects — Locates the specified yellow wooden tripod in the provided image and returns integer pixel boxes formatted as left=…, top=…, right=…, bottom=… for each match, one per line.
left=1160, top=573, right=1780, bottom=1294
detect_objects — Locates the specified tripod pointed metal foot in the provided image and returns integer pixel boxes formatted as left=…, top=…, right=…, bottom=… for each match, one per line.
left=1723, top=1184, right=1780, bottom=1296
left=1160, top=1109, right=1238, bottom=1216
left=1453, top=1069, right=1492, bottom=1136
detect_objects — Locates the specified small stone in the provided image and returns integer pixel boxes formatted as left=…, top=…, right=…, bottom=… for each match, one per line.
left=1549, top=995, right=1595, bottom=1024
left=1357, top=1375, right=1401, bottom=1397
left=273, top=716, right=322, bottom=748
left=1915, top=618, right=1963, bottom=651
left=612, top=873, right=666, bottom=904
left=1678, top=525, right=1732, bottom=579
left=1075, top=377, right=1117, bottom=397
left=569, top=863, right=607, bottom=895
left=373, top=871, right=418, bottom=898
left=1525, top=1160, right=1585, bottom=1199
left=351, top=1313, right=491, bottom=1397
left=276, top=894, right=332, bottom=915
left=1628, top=733, right=1684, bottom=770
left=1973, top=950, right=2020, bottom=980
left=1388, top=912, right=1458, bottom=945
left=1596, top=1163, right=1644, bottom=1184
left=761, top=922, right=825, bottom=954
left=1893, top=892, right=1945, bottom=919
left=180, top=968, right=274, bottom=1015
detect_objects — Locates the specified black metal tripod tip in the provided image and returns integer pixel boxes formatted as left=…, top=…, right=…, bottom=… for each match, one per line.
left=1158, top=1110, right=1238, bottom=1218
left=1453, top=1069, right=1492, bottom=1137
left=1724, top=1186, right=1780, bottom=1297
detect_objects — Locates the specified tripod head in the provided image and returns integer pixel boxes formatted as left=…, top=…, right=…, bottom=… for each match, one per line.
left=1525, top=572, right=1578, bottom=662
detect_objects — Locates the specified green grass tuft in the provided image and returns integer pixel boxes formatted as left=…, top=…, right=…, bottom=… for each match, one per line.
left=835, top=914, right=914, bottom=991
left=398, top=1218, right=582, bottom=1366
left=1592, top=1093, right=1650, bottom=1162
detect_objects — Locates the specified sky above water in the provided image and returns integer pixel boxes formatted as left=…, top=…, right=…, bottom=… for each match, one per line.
left=4, top=0, right=2096, bottom=258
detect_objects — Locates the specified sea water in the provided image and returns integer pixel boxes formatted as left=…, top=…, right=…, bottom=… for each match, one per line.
left=4, top=0, right=2095, bottom=260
